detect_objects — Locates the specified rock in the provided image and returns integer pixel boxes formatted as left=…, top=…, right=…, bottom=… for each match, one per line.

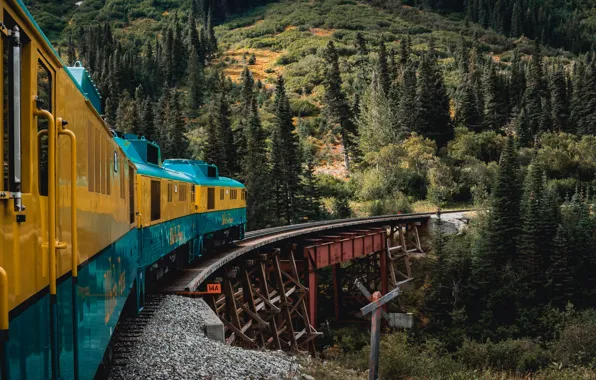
left=108, top=295, right=302, bottom=380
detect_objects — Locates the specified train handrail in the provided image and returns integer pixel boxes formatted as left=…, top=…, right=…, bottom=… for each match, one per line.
left=34, top=106, right=63, bottom=380
left=57, top=118, right=80, bottom=380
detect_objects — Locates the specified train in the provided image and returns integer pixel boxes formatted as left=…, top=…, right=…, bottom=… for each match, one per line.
left=0, top=0, right=247, bottom=379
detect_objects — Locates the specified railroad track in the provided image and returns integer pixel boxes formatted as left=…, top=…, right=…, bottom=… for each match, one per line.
left=108, top=294, right=167, bottom=374
left=163, top=209, right=474, bottom=293
left=243, top=209, right=472, bottom=240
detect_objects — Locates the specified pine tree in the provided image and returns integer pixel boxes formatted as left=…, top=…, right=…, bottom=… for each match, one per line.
left=355, top=32, right=368, bottom=56
left=301, top=144, right=323, bottom=221
left=141, top=97, right=156, bottom=142
left=575, top=56, right=596, bottom=135
left=164, top=89, right=188, bottom=158
left=357, top=73, right=397, bottom=154
left=211, top=77, right=236, bottom=176
left=67, top=34, right=77, bottom=65
left=204, top=114, right=224, bottom=167
left=416, top=52, right=453, bottom=146
left=547, top=225, right=574, bottom=308
left=186, top=46, right=204, bottom=116
left=115, top=90, right=138, bottom=134
left=377, top=40, right=390, bottom=95
left=396, top=60, right=418, bottom=135
left=483, top=61, right=506, bottom=130
left=271, top=75, right=302, bottom=224
left=457, top=74, right=482, bottom=130
left=243, top=96, right=271, bottom=229
left=550, top=62, right=570, bottom=132
left=509, top=49, right=526, bottom=113
left=489, top=135, right=522, bottom=261
left=322, top=41, right=357, bottom=170
left=133, top=85, right=146, bottom=136
left=510, top=1, right=523, bottom=37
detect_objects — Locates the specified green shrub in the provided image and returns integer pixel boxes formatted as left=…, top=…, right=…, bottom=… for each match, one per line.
left=458, top=339, right=551, bottom=373
left=554, top=311, right=596, bottom=367
left=289, top=98, right=320, bottom=117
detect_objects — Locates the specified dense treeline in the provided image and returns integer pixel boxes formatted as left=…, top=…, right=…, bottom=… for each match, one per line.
left=370, top=0, right=595, bottom=53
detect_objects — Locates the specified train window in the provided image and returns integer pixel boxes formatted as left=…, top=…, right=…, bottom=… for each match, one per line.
left=88, top=122, right=94, bottom=192
left=220, top=188, right=224, bottom=200
left=147, top=144, right=158, bottom=165
left=179, top=184, right=186, bottom=202
left=129, top=166, right=134, bottom=224
left=191, top=186, right=195, bottom=203
left=150, top=180, right=161, bottom=221
left=207, top=166, right=216, bottom=178
left=167, top=183, right=173, bottom=202
left=241, top=190, right=246, bottom=201
left=114, top=151, right=118, bottom=173
left=207, top=188, right=215, bottom=210
left=37, top=60, right=52, bottom=196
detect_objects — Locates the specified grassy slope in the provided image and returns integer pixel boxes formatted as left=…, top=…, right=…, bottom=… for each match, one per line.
left=214, top=0, right=574, bottom=182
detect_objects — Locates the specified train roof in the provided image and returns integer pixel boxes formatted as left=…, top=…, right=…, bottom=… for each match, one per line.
left=114, top=135, right=194, bottom=183
left=163, top=159, right=245, bottom=188
left=15, top=0, right=102, bottom=114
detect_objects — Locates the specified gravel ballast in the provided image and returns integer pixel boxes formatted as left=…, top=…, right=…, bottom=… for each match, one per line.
left=109, top=295, right=303, bottom=380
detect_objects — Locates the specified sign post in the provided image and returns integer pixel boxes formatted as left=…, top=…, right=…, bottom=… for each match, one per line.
left=358, top=279, right=412, bottom=380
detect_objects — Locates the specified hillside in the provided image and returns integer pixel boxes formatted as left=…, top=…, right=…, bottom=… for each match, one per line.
left=24, top=1, right=596, bottom=379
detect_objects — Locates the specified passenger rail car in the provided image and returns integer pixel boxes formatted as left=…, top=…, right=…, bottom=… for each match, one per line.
left=0, top=1, right=246, bottom=379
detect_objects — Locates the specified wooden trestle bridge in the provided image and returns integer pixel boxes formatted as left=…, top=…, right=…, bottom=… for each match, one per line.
left=163, top=212, right=454, bottom=354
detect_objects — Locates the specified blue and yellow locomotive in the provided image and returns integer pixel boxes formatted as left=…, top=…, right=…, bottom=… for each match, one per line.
left=0, top=0, right=246, bottom=379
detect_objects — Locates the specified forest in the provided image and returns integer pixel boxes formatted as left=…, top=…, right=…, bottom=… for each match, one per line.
left=27, top=0, right=596, bottom=378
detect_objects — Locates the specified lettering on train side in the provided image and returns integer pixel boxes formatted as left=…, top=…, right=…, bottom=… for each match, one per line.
left=222, top=214, right=234, bottom=225
left=169, top=225, right=183, bottom=245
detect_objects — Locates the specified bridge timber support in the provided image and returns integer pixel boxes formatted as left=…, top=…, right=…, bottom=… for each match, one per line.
left=163, top=212, right=452, bottom=353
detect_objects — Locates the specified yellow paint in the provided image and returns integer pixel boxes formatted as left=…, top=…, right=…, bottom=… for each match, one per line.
left=195, top=186, right=246, bottom=213
left=137, top=175, right=194, bottom=228
left=0, top=1, right=135, bottom=314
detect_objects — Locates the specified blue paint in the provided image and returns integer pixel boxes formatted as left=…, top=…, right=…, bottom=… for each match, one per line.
left=7, top=228, right=139, bottom=380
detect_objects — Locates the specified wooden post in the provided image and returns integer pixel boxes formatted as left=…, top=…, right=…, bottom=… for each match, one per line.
left=369, top=291, right=382, bottom=380
left=379, top=246, right=388, bottom=313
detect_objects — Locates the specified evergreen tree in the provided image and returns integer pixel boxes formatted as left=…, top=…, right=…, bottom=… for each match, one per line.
left=377, top=40, right=390, bottom=95
left=115, top=90, right=138, bottom=134
left=271, top=75, right=302, bottom=224
left=510, top=1, right=523, bottom=37
left=211, top=77, right=236, bottom=176
left=186, top=46, right=204, bottom=116
left=489, top=135, right=522, bottom=261
left=547, top=225, right=574, bottom=308
left=396, top=61, right=418, bottom=135
left=355, top=32, right=368, bottom=56
left=509, top=49, right=526, bottom=113
left=244, top=96, right=271, bottom=230
left=482, top=61, right=506, bottom=130
left=322, top=41, right=357, bottom=170
left=301, top=144, right=323, bottom=221
left=164, top=89, right=188, bottom=158
left=357, top=73, right=397, bottom=154
left=141, top=97, right=157, bottom=142
left=550, top=62, right=570, bottom=132
left=416, top=52, right=453, bottom=146
left=204, top=114, right=224, bottom=167
left=457, top=75, right=482, bottom=130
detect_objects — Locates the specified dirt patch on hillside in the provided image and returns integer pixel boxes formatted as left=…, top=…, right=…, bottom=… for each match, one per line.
left=221, top=48, right=284, bottom=85
left=310, top=28, right=335, bottom=37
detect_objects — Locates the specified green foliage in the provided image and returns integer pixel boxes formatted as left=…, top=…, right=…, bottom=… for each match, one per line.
left=457, top=339, right=550, bottom=373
